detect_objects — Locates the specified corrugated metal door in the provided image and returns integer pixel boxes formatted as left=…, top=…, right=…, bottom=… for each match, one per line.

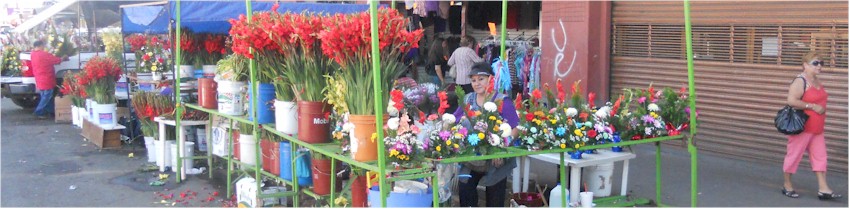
left=611, top=1, right=849, bottom=173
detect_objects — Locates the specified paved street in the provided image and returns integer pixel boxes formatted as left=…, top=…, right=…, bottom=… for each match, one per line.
left=0, top=98, right=229, bottom=207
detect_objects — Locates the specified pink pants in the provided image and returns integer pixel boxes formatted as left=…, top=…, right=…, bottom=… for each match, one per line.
left=783, top=132, right=827, bottom=173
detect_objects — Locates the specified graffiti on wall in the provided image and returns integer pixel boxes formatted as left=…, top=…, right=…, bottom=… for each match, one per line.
left=551, top=18, right=576, bottom=78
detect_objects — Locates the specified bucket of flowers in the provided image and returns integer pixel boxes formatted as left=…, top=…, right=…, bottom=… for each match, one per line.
left=658, top=86, right=698, bottom=138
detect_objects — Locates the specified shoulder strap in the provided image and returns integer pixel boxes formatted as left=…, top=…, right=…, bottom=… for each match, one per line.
left=795, top=75, right=807, bottom=99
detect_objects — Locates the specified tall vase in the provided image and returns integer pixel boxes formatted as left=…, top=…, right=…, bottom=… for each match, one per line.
left=297, top=101, right=330, bottom=144
left=348, top=115, right=387, bottom=162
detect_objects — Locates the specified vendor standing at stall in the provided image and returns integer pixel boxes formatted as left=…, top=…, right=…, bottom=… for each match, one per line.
left=452, top=62, right=520, bottom=207
left=31, top=40, right=64, bottom=119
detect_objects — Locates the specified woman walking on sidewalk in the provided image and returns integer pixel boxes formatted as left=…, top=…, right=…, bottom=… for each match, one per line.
left=781, top=51, right=841, bottom=200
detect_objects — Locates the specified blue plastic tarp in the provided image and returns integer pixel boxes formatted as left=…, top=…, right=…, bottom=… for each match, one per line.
left=122, top=1, right=372, bottom=34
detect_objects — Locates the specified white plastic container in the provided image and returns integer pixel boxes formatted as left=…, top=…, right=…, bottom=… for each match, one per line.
left=197, top=128, right=208, bottom=152
left=274, top=100, right=298, bottom=135
left=236, top=177, right=259, bottom=208
left=144, top=137, right=157, bottom=163
left=579, top=192, right=594, bottom=208
left=92, top=102, right=118, bottom=128
left=217, top=81, right=246, bottom=116
left=202, top=65, right=217, bottom=78
left=155, top=140, right=171, bottom=170
left=549, top=183, right=569, bottom=208
left=238, top=134, right=258, bottom=166
left=211, top=127, right=231, bottom=157
left=583, top=162, right=615, bottom=197
left=178, top=65, right=194, bottom=78
left=71, top=106, right=79, bottom=127
left=171, top=141, right=195, bottom=173
left=115, top=75, right=129, bottom=99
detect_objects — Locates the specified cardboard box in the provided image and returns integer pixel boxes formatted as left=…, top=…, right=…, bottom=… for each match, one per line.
left=81, top=119, right=125, bottom=149
left=55, top=109, right=72, bottom=123
left=54, top=96, right=72, bottom=110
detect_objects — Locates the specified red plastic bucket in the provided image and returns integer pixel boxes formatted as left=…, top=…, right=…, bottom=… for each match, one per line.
left=297, top=101, right=331, bottom=144
left=198, top=78, right=218, bottom=109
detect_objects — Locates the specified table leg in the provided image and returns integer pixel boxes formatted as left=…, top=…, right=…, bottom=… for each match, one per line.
left=570, top=166, right=580, bottom=204
left=178, top=126, right=186, bottom=181
left=621, top=159, right=630, bottom=196
left=159, top=122, right=166, bottom=172
left=206, top=124, right=213, bottom=179
left=512, top=157, right=521, bottom=193
left=522, top=157, right=530, bottom=192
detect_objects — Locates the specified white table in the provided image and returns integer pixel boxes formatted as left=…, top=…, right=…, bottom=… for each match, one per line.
left=513, top=149, right=636, bottom=204
left=154, top=117, right=208, bottom=180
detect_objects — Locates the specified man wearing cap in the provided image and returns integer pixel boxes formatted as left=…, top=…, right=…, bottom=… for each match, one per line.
left=452, top=62, right=520, bottom=207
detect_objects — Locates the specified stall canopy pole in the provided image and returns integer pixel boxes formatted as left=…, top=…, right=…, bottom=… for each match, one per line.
left=683, top=0, right=699, bottom=207
left=174, top=0, right=184, bottom=183
left=368, top=0, right=388, bottom=207
left=499, top=0, right=507, bottom=58
left=243, top=0, right=263, bottom=198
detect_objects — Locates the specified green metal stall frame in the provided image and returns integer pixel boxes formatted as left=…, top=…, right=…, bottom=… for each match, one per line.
left=171, top=0, right=701, bottom=207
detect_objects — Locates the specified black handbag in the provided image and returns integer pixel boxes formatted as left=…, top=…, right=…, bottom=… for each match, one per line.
left=775, top=76, right=808, bottom=135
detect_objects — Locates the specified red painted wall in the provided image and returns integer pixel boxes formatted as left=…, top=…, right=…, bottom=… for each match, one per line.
left=539, top=1, right=611, bottom=102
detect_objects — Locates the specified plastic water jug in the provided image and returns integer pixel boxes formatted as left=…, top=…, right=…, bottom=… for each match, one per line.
left=549, top=183, right=569, bottom=207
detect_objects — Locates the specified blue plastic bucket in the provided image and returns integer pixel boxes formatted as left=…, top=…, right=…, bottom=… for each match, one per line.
left=248, top=82, right=275, bottom=124
left=280, top=141, right=312, bottom=186
left=367, top=185, right=432, bottom=207
left=194, top=69, right=204, bottom=79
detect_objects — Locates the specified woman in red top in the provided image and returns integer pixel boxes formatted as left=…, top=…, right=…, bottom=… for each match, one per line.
left=781, top=51, right=840, bottom=200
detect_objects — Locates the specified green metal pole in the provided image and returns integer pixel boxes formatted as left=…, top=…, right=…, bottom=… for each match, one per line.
left=330, top=158, right=337, bottom=206
left=175, top=0, right=183, bottom=183
left=368, top=0, right=388, bottom=207
left=560, top=152, right=567, bottom=207
left=391, top=0, right=396, bottom=9
left=655, top=142, right=662, bottom=205
left=243, top=0, right=262, bottom=200
left=432, top=169, right=439, bottom=208
left=292, top=143, right=299, bottom=207
left=227, top=120, right=233, bottom=197
left=683, top=0, right=699, bottom=207
left=208, top=119, right=213, bottom=179
left=500, top=0, right=507, bottom=58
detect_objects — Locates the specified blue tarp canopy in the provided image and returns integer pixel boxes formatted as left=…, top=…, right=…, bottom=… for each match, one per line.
left=122, top=1, right=371, bottom=34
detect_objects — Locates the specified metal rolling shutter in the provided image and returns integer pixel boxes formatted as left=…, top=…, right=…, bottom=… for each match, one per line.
left=611, top=1, right=849, bottom=173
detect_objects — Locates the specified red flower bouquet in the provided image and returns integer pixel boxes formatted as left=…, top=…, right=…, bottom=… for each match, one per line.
left=80, top=56, right=123, bottom=104
left=131, top=91, right=176, bottom=138
left=317, top=8, right=423, bottom=115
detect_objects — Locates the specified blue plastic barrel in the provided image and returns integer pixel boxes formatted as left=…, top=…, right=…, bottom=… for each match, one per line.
left=280, top=141, right=312, bottom=186
left=248, top=82, right=275, bottom=124
left=367, top=185, right=432, bottom=207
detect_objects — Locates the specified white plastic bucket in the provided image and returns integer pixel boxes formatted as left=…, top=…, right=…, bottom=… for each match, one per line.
left=85, top=99, right=93, bottom=121
left=197, top=128, right=208, bottom=152
left=274, top=100, right=298, bottom=135
left=136, top=72, right=152, bottom=81
left=202, top=65, right=217, bottom=78
left=171, top=141, right=195, bottom=172
left=239, top=134, right=258, bottom=166
left=210, top=127, right=231, bottom=157
left=115, top=75, right=129, bottom=99
left=92, top=102, right=118, bottom=129
left=144, top=137, right=157, bottom=163
left=71, top=106, right=79, bottom=127
left=152, top=71, right=163, bottom=81
left=217, top=81, right=246, bottom=116
left=583, top=162, right=615, bottom=197
left=155, top=140, right=171, bottom=169
left=76, top=106, right=85, bottom=127
left=178, top=65, right=194, bottom=78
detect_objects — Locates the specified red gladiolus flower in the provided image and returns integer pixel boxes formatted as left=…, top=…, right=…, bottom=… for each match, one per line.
left=514, top=93, right=523, bottom=111
left=611, top=95, right=623, bottom=117
left=532, top=89, right=542, bottom=100
left=556, top=79, right=565, bottom=102
left=525, top=113, right=534, bottom=122
left=579, top=112, right=589, bottom=121
left=418, top=111, right=426, bottom=123
left=390, top=90, right=404, bottom=110
left=437, top=91, right=449, bottom=115
left=587, top=92, right=596, bottom=108
left=647, top=86, right=655, bottom=102
left=142, top=54, right=150, bottom=61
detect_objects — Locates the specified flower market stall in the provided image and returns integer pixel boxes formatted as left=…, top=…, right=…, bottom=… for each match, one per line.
left=131, top=0, right=703, bottom=207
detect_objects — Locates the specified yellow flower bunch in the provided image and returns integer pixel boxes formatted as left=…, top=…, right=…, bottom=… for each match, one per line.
left=574, top=129, right=584, bottom=137
left=389, top=149, right=399, bottom=157
left=324, top=75, right=349, bottom=114
left=489, top=116, right=497, bottom=121
left=102, top=31, right=123, bottom=60
left=650, top=112, right=659, bottom=119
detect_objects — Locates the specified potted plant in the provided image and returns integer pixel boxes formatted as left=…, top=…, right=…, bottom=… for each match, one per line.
left=230, top=12, right=280, bottom=124
left=200, top=34, right=227, bottom=78
left=175, top=28, right=198, bottom=79
left=215, top=54, right=249, bottom=115
left=309, top=152, right=340, bottom=196
left=79, top=56, right=122, bottom=128
left=237, top=122, right=258, bottom=166
left=319, top=8, right=422, bottom=161
left=260, top=131, right=281, bottom=176
left=60, top=72, right=83, bottom=127
left=131, top=91, right=176, bottom=163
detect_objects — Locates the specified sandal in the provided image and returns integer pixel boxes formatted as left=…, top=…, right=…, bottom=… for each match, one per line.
left=782, top=188, right=800, bottom=198
left=818, top=192, right=842, bottom=200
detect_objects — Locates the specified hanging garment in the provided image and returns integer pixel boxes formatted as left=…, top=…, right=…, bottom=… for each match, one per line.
left=492, top=57, right=512, bottom=94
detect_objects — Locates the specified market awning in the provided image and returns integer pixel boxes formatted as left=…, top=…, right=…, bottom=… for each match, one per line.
left=121, top=1, right=373, bottom=35
left=12, top=0, right=78, bottom=33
